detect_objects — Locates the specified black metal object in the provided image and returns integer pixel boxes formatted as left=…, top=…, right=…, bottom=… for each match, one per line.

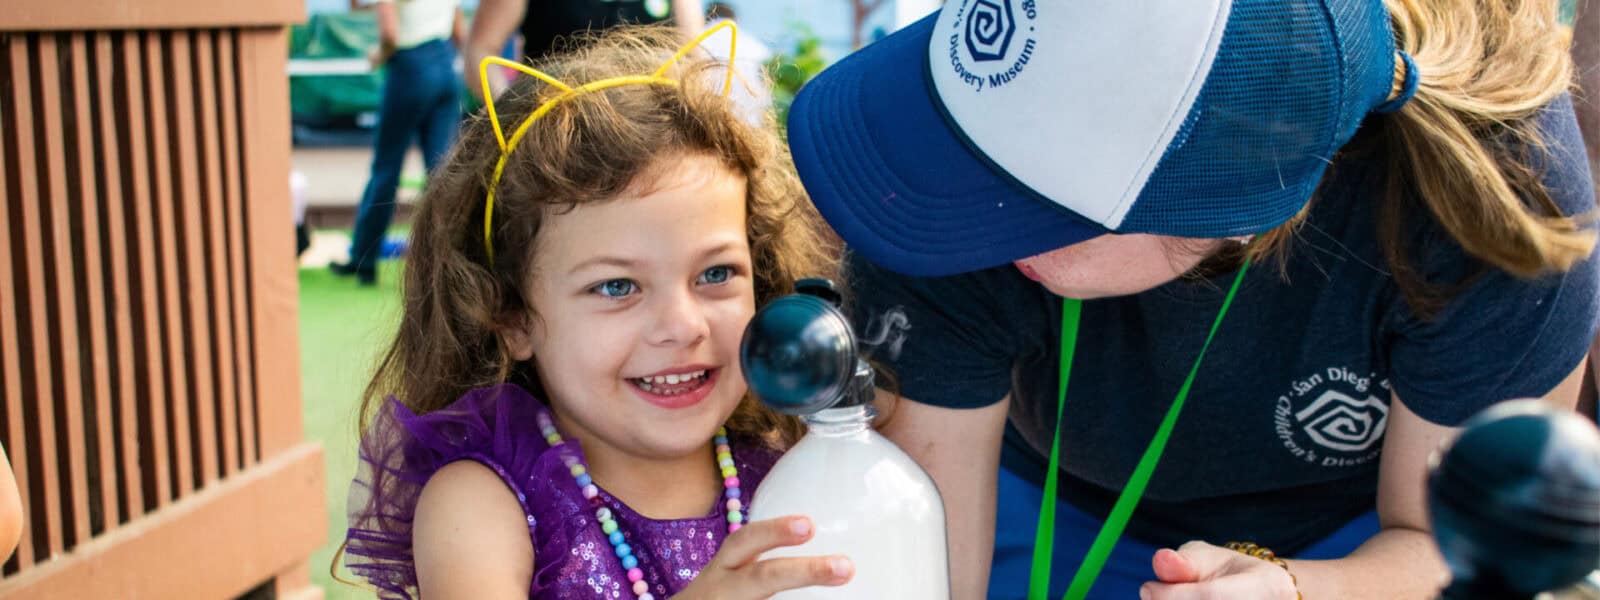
left=1429, top=399, right=1600, bottom=599
left=740, top=278, right=871, bottom=415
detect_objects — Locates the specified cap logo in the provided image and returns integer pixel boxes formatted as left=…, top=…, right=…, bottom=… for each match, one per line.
left=947, top=0, right=1038, bottom=91
left=965, top=0, right=1015, bottom=61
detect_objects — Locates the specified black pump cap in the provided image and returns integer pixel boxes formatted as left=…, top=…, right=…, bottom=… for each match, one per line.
left=1429, top=399, right=1600, bottom=598
left=794, top=277, right=844, bottom=306
left=739, top=281, right=857, bottom=415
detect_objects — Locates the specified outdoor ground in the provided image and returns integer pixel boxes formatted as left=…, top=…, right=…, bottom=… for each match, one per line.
left=300, top=258, right=403, bottom=600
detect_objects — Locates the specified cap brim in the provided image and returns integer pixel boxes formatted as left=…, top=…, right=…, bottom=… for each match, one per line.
left=788, top=13, right=1104, bottom=277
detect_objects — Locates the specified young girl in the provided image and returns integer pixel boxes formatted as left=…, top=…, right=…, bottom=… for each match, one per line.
left=342, top=25, right=852, bottom=599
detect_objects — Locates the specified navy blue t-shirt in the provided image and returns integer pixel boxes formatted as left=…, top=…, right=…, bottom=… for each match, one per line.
left=844, top=97, right=1599, bottom=553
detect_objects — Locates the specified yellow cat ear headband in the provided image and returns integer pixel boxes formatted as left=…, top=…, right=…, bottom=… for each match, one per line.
left=478, top=21, right=739, bottom=266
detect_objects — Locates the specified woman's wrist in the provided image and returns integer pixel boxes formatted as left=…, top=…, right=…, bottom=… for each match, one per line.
left=1224, top=541, right=1302, bottom=600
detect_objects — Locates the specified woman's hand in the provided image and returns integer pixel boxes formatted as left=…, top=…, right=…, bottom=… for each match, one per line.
left=1140, top=541, right=1297, bottom=600
left=674, top=516, right=853, bottom=600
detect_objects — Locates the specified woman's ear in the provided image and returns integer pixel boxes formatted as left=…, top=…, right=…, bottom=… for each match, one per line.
left=502, top=312, right=536, bottom=361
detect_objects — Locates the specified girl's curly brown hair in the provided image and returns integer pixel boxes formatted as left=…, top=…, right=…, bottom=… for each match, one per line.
left=356, top=25, right=837, bottom=447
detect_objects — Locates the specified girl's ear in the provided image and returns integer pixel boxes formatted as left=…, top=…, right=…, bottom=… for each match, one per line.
left=502, top=312, right=536, bottom=361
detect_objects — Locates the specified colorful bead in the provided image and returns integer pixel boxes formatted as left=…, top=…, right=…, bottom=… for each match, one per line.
left=541, top=408, right=742, bottom=600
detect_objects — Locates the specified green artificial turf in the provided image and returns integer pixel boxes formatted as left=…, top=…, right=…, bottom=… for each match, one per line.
left=298, top=259, right=403, bottom=600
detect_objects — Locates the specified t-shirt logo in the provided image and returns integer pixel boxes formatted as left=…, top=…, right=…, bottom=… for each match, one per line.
left=1297, top=390, right=1389, bottom=452
left=1274, top=367, right=1391, bottom=468
left=965, top=0, right=1016, bottom=62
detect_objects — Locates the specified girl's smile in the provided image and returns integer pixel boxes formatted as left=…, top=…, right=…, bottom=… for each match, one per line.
left=627, top=364, right=721, bottom=410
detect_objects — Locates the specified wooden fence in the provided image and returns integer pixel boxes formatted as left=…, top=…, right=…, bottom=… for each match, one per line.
left=0, top=2, right=324, bottom=598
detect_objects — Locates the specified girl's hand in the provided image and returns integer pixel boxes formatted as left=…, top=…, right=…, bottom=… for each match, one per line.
left=675, top=516, right=853, bottom=600
left=1140, top=541, right=1297, bottom=600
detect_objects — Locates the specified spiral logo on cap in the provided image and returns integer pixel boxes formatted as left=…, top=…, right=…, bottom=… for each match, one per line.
left=964, top=0, right=1016, bottom=62
left=1296, top=390, right=1389, bottom=452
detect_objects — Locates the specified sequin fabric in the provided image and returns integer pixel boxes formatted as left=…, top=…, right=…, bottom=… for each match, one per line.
left=343, top=384, right=779, bottom=599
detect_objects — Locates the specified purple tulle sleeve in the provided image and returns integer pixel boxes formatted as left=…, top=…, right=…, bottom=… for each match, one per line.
left=343, top=385, right=551, bottom=599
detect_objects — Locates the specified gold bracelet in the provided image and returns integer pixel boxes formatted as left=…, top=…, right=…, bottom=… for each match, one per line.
left=1223, top=541, right=1303, bottom=600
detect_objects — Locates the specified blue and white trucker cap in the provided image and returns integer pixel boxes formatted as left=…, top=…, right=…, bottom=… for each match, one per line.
left=788, top=0, right=1408, bottom=277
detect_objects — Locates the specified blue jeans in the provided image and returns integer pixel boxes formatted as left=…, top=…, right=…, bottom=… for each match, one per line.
left=987, top=466, right=1381, bottom=599
left=349, top=39, right=459, bottom=277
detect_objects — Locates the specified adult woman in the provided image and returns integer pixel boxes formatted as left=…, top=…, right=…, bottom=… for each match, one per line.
left=786, top=0, right=1598, bottom=598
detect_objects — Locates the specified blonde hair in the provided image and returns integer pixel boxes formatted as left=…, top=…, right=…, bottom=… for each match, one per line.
left=358, top=25, right=834, bottom=445
left=1248, top=0, right=1595, bottom=315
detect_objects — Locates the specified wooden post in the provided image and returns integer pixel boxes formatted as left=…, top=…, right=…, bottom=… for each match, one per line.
left=0, top=2, right=317, bottom=596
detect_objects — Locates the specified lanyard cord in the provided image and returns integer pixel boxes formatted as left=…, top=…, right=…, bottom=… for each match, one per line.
left=1028, top=257, right=1252, bottom=600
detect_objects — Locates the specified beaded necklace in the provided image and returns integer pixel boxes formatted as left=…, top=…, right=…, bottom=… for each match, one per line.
left=536, top=411, right=744, bottom=600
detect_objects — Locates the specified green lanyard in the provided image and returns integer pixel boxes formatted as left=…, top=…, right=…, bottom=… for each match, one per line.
left=1028, top=258, right=1252, bottom=600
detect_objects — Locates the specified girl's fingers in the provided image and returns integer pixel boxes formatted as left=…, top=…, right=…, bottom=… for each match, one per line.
left=737, top=555, right=854, bottom=598
left=709, top=516, right=814, bottom=569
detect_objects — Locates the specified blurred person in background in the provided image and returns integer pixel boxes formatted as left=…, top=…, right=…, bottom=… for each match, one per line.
left=464, top=0, right=705, bottom=101
left=699, top=2, right=773, bottom=125
left=330, top=0, right=466, bottom=286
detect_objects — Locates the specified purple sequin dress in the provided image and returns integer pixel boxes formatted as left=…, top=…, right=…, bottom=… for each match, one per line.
left=344, top=384, right=780, bottom=599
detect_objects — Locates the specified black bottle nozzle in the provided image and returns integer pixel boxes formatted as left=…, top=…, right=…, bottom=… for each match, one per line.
left=739, top=278, right=871, bottom=415
left=1428, top=400, right=1600, bottom=599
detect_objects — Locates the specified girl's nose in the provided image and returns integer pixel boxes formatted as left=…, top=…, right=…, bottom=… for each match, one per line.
left=646, top=287, right=710, bottom=347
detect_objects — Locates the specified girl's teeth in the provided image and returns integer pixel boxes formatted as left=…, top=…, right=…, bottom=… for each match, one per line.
left=636, top=370, right=707, bottom=388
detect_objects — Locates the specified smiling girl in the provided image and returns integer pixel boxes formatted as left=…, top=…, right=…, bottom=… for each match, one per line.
left=341, top=25, right=850, bottom=599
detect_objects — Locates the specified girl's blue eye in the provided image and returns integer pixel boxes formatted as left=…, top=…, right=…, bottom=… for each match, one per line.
left=594, top=279, right=637, bottom=298
left=699, top=265, right=734, bottom=285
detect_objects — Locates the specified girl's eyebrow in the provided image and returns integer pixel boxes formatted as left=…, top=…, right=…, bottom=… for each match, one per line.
left=566, top=240, right=745, bottom=276
left=696, top=241, right=741, bottom=260
left=567, top=256, right=637, bottom=276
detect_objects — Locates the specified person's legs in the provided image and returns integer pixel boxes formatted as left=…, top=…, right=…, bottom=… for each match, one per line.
left=987, top=466, right=1380, bottom=599
left=341, top=45, right=430, bottom=283
left=416, top=43, right=460, bottom=174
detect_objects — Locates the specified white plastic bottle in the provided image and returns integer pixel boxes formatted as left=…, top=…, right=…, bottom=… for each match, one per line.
left=749, top=402, right=950, bottom=598
left=740, top=280, right=950, bottom=598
